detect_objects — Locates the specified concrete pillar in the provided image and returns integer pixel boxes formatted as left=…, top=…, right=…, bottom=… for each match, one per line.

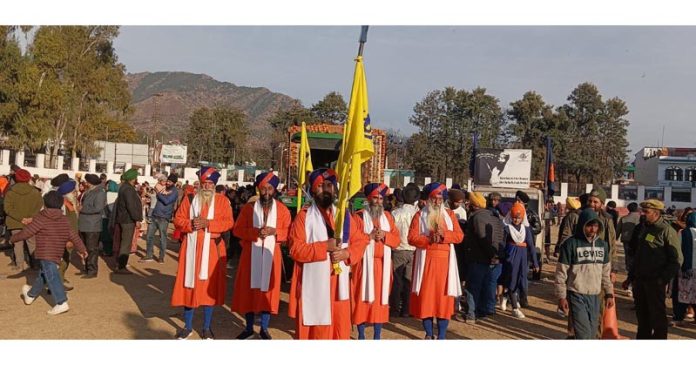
left=219, top=169, right=227, bottom=183
left=664, top=186, right=672, bottom=206
left=164, top=165, right=171, bottom=175
left=1, top=150, right=9, bottom=166
left=273, top=171, right=279, bottom=176
left=56, top=155, right=64, bottom=170
left=585, top=184, right=593, bottom=194
left=237, top=170, right=244, bottom=185
left=125, top=162, right=132, bottom=171
left=15, top=151, right=24, bottom=167
left=144, top=164, right=152, bottom=177
left=36, top=153, right=45, bottom=169
left=88, top=159, right=96, bottom=173
left=403, top=176, right=411, bottom=186
left=467, top=178, right=473, bottom=191
left=383, top=174, right=391, bottom=188
left=637, top=185, right=646, bottom=201
left=611, top=184, right=619, bottom=202
left=106, top=161, right=114, bottom=174
left=424, top=177, right=432, bottom=185
left=255, top=170, right=262, bottom=180
left=445, top=178, right=453, bottom=188
left=71, top=157, right=80, bottom=171
left=561, top=182, right=569, bottom=198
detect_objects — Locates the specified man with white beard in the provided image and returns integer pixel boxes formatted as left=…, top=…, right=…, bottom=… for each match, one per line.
left=287, top=168, right=369, bottom=339
left=407, top=182, right=464, bottom=339
left=171, top=166, right=234, bottom=340
left=350, top=183, right=400, bottom=339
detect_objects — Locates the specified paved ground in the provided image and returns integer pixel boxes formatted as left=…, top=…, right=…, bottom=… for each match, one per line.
left=1, top=225, right=695, bottom=340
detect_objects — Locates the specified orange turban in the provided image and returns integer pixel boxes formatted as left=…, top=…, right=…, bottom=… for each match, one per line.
left=511, top=202, right=526, bottom=218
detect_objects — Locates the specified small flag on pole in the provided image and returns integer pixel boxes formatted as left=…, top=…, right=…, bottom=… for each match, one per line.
left=297, top=122, right=314, bottom=213
left=546, top=136, right=556, bottom=198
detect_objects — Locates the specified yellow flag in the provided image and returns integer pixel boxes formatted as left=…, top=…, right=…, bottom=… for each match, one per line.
left=334, top=56, right=374, bottom=241
left=297, top=122, right=314, bottom=213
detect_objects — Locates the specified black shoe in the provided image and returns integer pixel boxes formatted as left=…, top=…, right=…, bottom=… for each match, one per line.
left=175, top=328, right=193, bottom=340
left=424, top=335, right=434, bottom=340
left=82, top=273, right=98, bottom=279
left=236, top=329, right=255, bottom=339
left=200, top=328, right=215, bottom=340
left=259, top=329, right=272, bottom=340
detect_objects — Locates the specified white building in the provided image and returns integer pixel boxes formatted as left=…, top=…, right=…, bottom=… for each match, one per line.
left=634, top=147, right=696, bottom=205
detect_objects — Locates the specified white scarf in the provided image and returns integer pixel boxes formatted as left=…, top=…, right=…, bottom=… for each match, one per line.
left=411, top=205, right=461, bottom=297
left=184, top=193, right=215, bottom=289
left=301, top=203, right=350, bottom=326
left=506, top=223, right=527, bottom=244
left=250, top=199, right=277, bottom=292
left=361, top=209, right=391, bottom=305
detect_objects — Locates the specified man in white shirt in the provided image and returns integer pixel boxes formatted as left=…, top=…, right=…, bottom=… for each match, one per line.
left=389, top=184, right=420, bottom=317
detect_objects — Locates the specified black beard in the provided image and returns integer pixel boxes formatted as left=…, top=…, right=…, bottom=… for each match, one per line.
left=317, top=192, right=335, bottom=209
left=260, top=194, right=273, bottom=206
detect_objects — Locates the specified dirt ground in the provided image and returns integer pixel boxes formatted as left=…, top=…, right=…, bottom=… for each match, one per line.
left=1, top=225, right=695, bottom=340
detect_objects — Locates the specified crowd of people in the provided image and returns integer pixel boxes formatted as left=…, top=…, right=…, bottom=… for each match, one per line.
left=1, top=163, right=694, bottom=341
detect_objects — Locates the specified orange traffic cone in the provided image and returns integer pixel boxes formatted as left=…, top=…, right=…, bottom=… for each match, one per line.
left=601, top=305, right=628, bottom=339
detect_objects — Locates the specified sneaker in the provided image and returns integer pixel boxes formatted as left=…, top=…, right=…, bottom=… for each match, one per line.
left=47, top=302, right=70, bottom=315
left=21, top=285, right=36, bottom=305
left=465, top=316, right=477, bottom=324
left=424, top=335, right=434, bottom=340
left=200, top=328, right=215, bottom=340
left=236, top=329, right=255, bottom=339
left=139, top=257, right=155, bottom=263
left=82, top=273, right=98, bottom=279
left=259, top=329, right=272, bottom=340
left=175, top=328, right=193, bottom=340
left=512, top=309, right=526, bottom=319
left=501, top=296, right=508, bottom=312
left=157, top=257, right=166, bottom=264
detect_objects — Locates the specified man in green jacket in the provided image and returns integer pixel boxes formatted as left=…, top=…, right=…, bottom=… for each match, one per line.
left=622, top=199, right=682, bottom=339
left=3, top=168, right=43, bottom=271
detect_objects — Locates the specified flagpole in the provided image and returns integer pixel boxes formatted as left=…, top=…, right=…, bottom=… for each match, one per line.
left=358, top=26, right=368, bottom=56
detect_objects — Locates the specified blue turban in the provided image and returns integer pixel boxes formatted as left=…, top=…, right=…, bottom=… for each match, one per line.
left=57, top=179, right=77, bottom=195
left=364, top=182, right=389, bottom=198
left=255, top=172, right=280, bottom=190
left=423, top=182, right=448, bottom=201
left=309, top=168, right=337, bottom=192
left=197, top=166, right=220, bottom=184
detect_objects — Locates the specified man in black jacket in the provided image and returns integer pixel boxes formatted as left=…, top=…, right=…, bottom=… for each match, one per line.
left=463, top=191, right=505, bottom=323
left=114, top=169, right=143, bottom=274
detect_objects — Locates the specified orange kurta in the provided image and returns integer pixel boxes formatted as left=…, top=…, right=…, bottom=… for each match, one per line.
left=288, top=206, right=369, bottom=340
left=230, top=200, right=291, bottom=315
left=171, top=194, right=234, bottom=308
left=407, top=209, right=464, bottom=319
left=350, top=211, right=401, bottom=325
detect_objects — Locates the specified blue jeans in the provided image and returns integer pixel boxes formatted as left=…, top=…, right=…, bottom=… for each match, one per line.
left=465, top=263, right=502, bottom=319
left=146, top=217, right=170, bottom=261
left=29, top=260, right=67, bottom=305
left=568, top=291, right=600, bottom=340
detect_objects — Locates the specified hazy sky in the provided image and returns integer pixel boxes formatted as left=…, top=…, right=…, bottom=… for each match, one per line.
left=113, top=26, right=696, bottom=157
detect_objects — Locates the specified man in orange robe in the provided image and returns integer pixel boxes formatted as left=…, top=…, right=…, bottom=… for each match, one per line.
left=408, top=182, right=464, bottom=339
left=288, top=168, right=369, bottom=340
left=350, top=183, right=400, bottom=339
left=231, top=172, right=291, bottom=340
left=171, top=166, right=233, bottom=340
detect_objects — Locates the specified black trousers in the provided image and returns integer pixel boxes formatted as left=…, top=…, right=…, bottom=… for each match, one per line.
left=390, top=250, right=413, bottom=315
left=118, top=223, right=135, bottom=270
left=634, top=279, right=668, bottom=339
left=80, top=231, right=101, bottom=274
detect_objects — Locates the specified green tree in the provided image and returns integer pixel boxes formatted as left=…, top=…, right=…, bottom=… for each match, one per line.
left=310, top=91, right=347, bottom=124
left=506, top=91, right=555, bottom=180
left=186, top=106, right=248, bottom=166
left=268, top=102, right=315, bottom=133
left=408, top=86, right=504, bottom=183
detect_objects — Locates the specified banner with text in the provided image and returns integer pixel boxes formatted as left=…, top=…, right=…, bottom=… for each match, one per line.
left=159, top=144, right=187, bottom=164
left=474, top=148, right=532, bottom=189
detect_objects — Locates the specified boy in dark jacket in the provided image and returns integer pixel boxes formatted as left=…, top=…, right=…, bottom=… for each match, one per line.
left=555, top=208, right=615, bottom=339
left=12, top=191, right=87, bottom=315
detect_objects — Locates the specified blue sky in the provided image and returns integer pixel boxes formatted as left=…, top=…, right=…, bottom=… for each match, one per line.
left=113, top=26, right=696, bottom=157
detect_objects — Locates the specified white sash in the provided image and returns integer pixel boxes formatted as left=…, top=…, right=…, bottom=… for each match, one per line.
left=184, top=193, right=215, bottom=289
left=301, top=204, right=350, bottom=326
left=250, top=199, right=277, bottom=292
left=361, top=210, right=391, bottom=305
left=411, top=206, right=461, bottom=297
left=507, top=223, right=527, bottom=244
